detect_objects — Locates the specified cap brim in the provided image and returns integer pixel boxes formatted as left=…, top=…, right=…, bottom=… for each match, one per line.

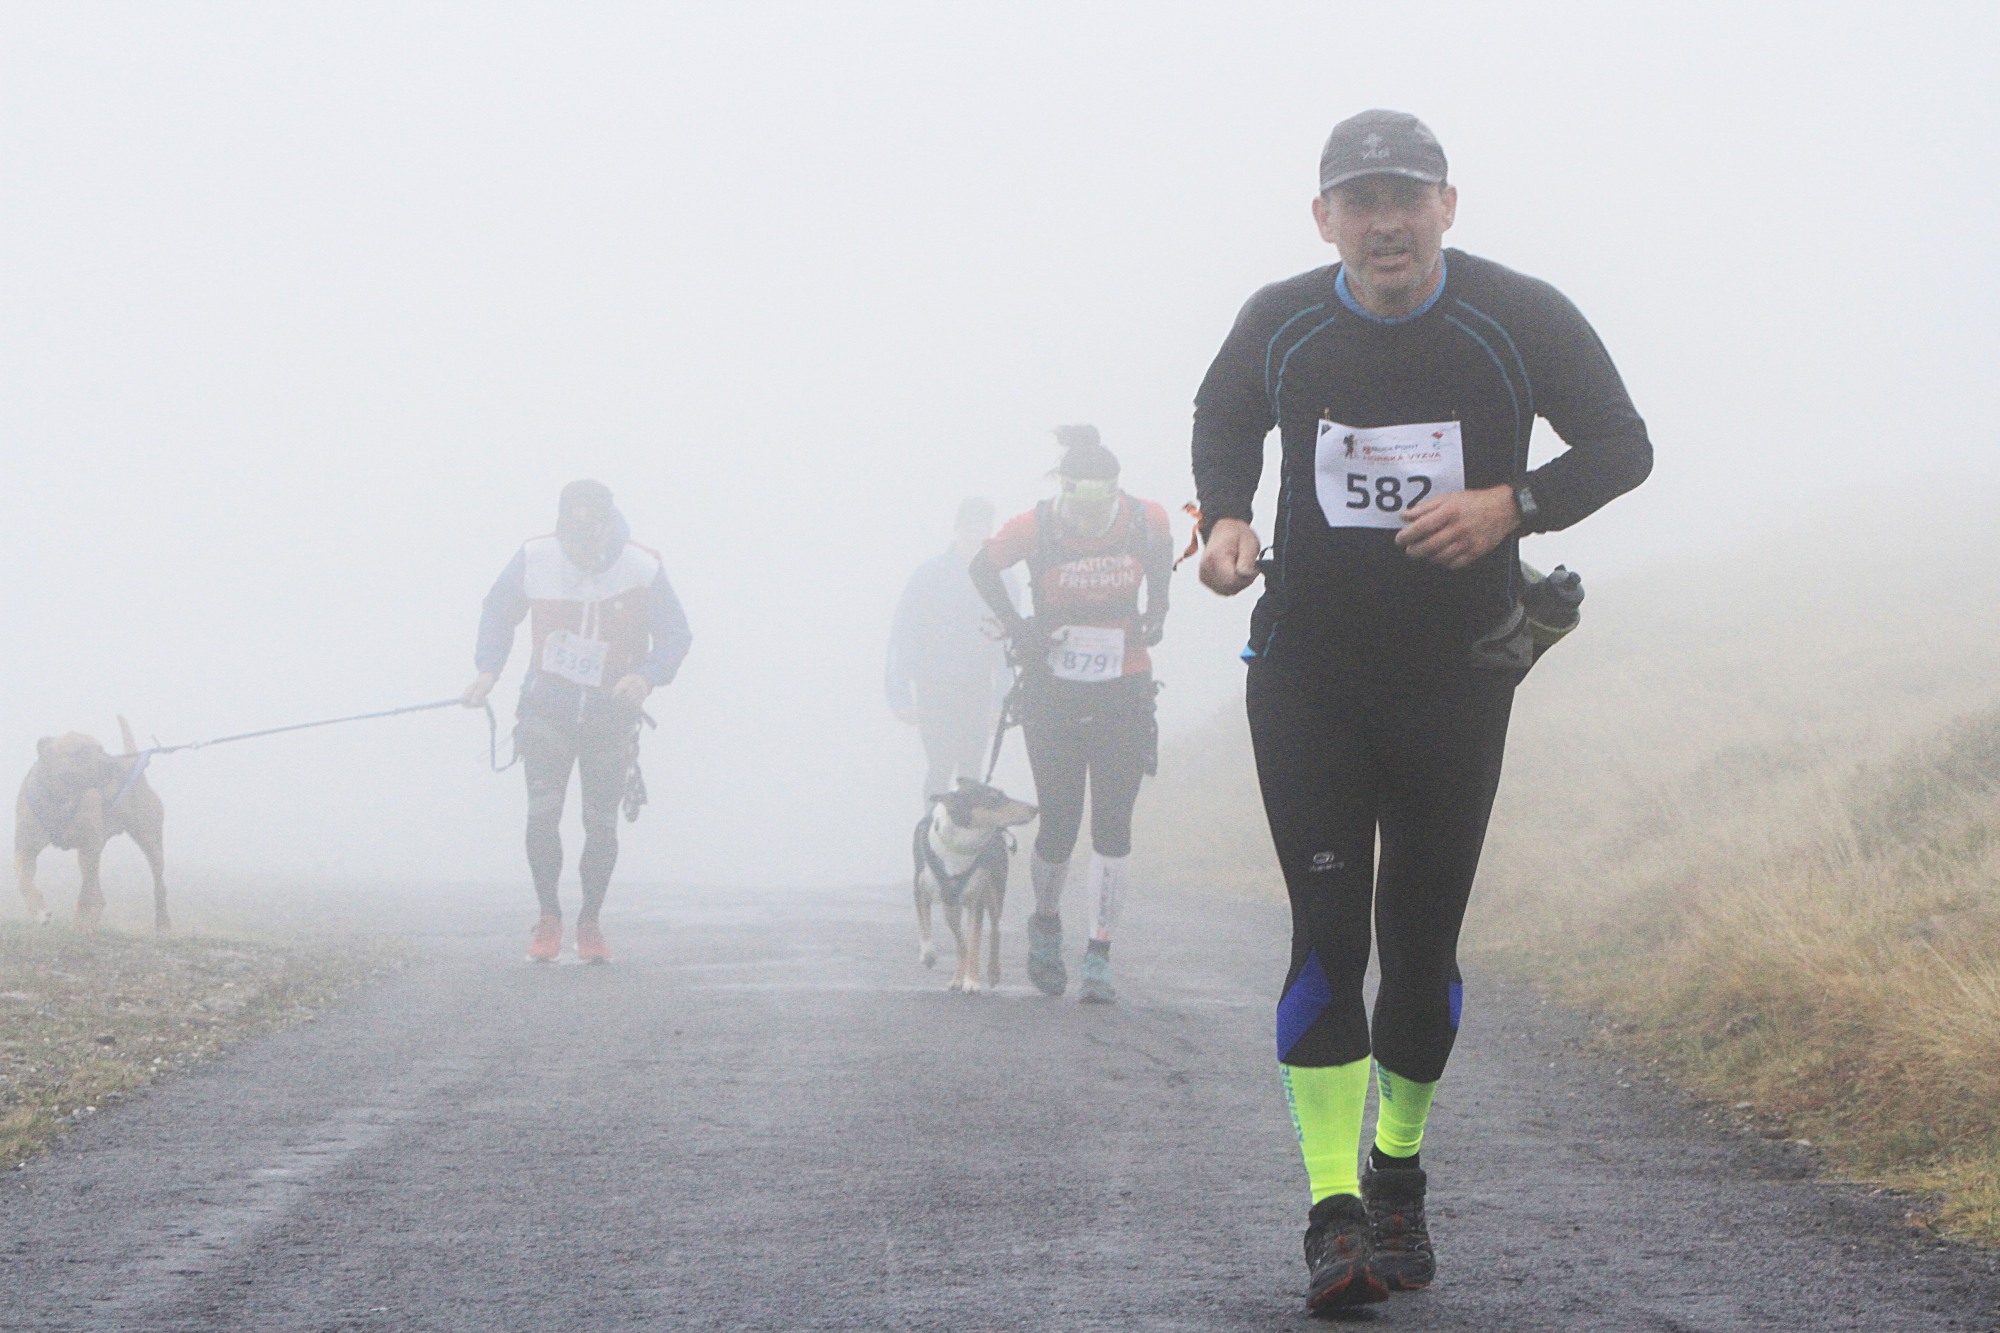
left=1320, top=166, right=1445, bottom=192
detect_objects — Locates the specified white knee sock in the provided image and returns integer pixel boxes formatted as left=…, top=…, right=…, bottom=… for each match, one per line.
left=1087, top=853, right=1131, bottom=943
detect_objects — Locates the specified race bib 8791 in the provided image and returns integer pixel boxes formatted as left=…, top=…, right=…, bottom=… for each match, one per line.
left=1048, top=625, right=1125, bottom=683
left=1313, top=419, right=1466, bottom=530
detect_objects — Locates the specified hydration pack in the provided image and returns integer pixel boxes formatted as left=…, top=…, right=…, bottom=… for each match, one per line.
left=1025, top=495, right=1154, bottom=620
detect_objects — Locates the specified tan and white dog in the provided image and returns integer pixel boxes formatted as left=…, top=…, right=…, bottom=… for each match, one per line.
left=15, top=718, right=169, bottom=932
left=911, top=779, right=1037, bottom=993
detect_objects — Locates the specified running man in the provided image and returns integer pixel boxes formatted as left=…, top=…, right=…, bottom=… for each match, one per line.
left=464, top=480, right=693, bottom=964
left=970, top=427, right=1174, bottom=1003
left=1191, top=111, right=1651, bottom=1310
left=885, top=497, right=1015, bottom=803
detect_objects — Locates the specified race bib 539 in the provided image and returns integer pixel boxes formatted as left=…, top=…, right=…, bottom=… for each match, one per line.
left=1314, top=419, right=1466, bottom=530
left=541, top=629, right=609, bottom=688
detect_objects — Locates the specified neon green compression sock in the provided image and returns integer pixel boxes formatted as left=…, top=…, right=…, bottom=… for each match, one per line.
left=1373, top=1064, right=1439, bottom=1160
left=1280, top=1058, right=1372, bottom=1201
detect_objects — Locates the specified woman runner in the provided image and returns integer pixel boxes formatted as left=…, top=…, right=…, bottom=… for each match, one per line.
left=969, top=426, right=1174, bottom=1002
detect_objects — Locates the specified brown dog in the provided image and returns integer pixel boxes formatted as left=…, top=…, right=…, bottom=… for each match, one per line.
left=912, top=779, right=1037, bottom=994
left=15, top=718, right=169, bottom=932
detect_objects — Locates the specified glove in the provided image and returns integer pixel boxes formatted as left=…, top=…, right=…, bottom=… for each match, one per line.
left=1007, top=617, right=1057, bottom=668
left=612, top=673, right=653, bottom=709
left=1135, top=612, right=1165, bottom=648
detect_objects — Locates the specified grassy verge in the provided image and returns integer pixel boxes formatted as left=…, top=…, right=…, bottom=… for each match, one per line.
left=1477, top=709, right=2000, bottom=1239
left=1137, top=505, right=2000, bottom=1242
left=1, top=922, right=405, bottom=1168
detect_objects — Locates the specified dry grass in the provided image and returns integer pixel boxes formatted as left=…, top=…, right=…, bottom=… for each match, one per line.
left=1139, top=498, right=2000, bottom=1241
left=0, top=922, right=404, bottom=1168
left=1505, top=710, right=2000, bottom=1238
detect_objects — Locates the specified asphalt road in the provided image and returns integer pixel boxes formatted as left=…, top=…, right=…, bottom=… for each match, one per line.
left=5, top=881, right=1999, bottom=1332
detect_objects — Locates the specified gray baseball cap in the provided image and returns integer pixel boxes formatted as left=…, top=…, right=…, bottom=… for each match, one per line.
left=1319, top=109, right=1448, bottom=193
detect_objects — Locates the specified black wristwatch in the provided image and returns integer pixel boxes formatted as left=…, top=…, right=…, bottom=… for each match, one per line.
left=1512, top=482, right=1541, bottom=532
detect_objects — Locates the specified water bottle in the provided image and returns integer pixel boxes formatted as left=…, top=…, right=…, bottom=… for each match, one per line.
left=1520, top=563, right=1584, bottom=658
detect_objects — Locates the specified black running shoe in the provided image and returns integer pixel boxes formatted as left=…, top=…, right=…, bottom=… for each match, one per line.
left=1362, top=1161, right=1435, bottom=1291
left=1303, top=1194, right=1388, bottom=1312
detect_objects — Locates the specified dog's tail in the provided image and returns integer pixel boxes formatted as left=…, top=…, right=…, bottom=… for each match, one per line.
left=119, top=716, right=138, bottom=756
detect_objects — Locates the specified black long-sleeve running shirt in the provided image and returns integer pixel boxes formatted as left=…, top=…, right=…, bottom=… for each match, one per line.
left=1192, top=249, right=1652, bottom=669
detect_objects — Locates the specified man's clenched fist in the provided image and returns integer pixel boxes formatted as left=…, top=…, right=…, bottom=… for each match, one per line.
left=1199, top=518, right=1263, bottom=596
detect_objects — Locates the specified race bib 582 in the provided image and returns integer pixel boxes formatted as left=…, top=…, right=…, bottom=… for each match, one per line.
left=1314, top=419, right=1466, bottom=530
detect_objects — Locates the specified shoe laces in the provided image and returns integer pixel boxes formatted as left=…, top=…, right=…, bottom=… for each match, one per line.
left=1371, top=1203, right=1429, bottom=1249
left=1305, top=1204, right=1369, bottom=1266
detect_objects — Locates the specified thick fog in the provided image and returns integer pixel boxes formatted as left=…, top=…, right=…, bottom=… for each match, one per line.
left=5, top=2, right=1997, bottom=898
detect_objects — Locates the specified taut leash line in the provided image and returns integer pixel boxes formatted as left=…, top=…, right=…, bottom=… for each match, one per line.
left=119, top=697, right=517, bottom=772
left=145, top=697, right=466, bottom=754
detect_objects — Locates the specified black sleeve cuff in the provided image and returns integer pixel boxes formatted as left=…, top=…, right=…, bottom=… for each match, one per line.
left=1197, top=502, right=1254, bottom=538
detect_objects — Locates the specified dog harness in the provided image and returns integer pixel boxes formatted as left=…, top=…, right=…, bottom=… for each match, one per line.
left=24, top=754, right=144, bottom=852
left=911, top=815, right=1013, bottom=911
left=23, top=777, right=78, bottom=849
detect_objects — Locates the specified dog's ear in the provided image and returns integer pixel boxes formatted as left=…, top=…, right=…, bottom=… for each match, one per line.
left=36, top=737, right=52, bottom=763
left=955, top=777, right=1000, bottom=806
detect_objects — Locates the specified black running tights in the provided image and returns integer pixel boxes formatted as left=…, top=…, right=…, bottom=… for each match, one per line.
left=1020, top=675, right=1155, bottom=862
left=1248, top=661, right=1514, bottom=1083
left=519, top=712, right=636, bottom=921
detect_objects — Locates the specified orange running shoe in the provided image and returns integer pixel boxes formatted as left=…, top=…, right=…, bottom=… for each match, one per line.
left=576, top=918, right=611, bottom=965
left=526, top=913, right=563, bottom=963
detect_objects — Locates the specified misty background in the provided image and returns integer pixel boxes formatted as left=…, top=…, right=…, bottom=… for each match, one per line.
left=5, top=1, right=1996, bottom=902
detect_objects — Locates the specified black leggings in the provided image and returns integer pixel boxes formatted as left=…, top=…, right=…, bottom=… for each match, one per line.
left=1247, top=660, right=1514, bottom=1083
left=1020, top=674, right=1156, bottom=861
left=519, top=710, right=637, bottom=921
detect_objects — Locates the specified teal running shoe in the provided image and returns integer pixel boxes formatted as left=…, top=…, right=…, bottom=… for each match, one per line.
left=1078, top=943, right=1116, bottom=1004
left=1027, top=912, right=1067, bottom=996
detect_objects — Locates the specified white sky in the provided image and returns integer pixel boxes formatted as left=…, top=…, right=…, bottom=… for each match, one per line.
left=5, top=1, right=1996, bottom=895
